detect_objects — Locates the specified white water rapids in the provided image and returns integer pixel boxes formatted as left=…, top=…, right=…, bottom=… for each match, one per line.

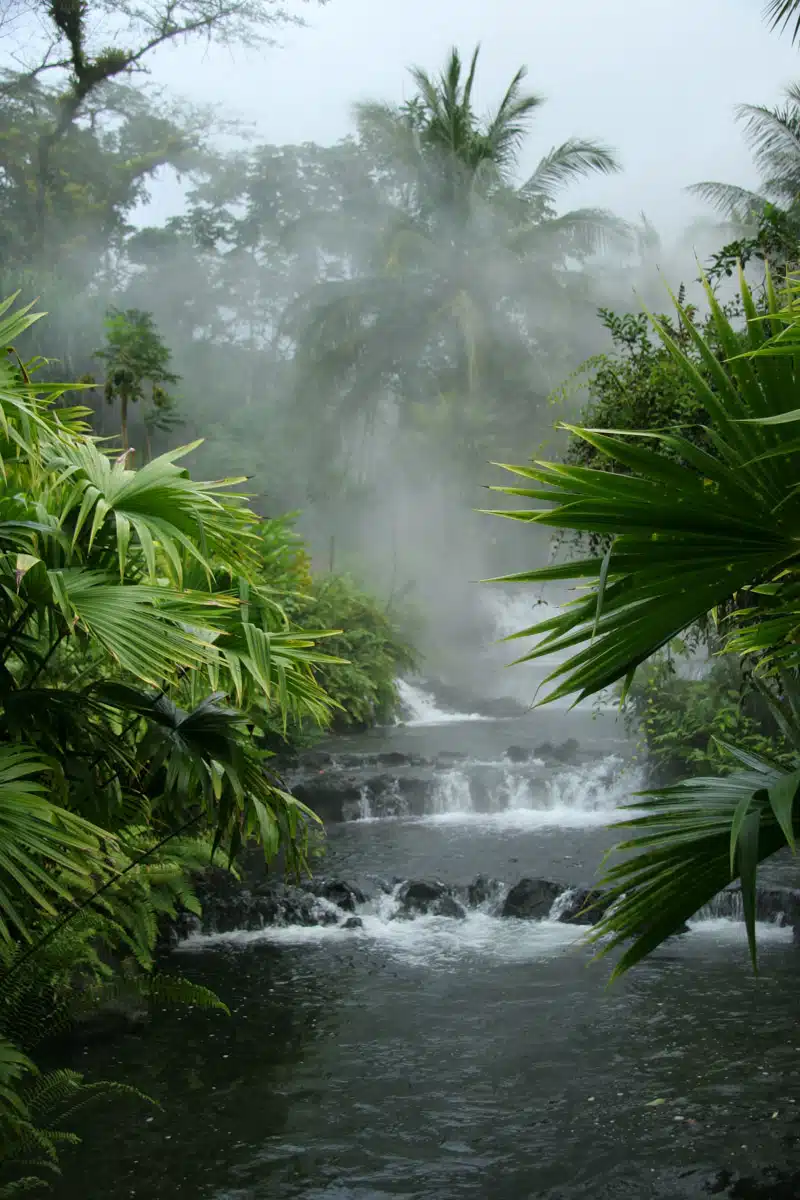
left=355, top=754, right=641, bottom=829
left=395, top=679, right=491, bottom=726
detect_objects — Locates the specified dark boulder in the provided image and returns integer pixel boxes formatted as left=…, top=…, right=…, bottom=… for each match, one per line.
left=467, top=874, right=504, bottom=909
left=312, top=879, right=366, bottom=913
left=552, top=738, right=580, bottom=763
left=534, top=738, right=581, bottom=764
left=396, top=879, right=449, bottom=916
left=432, top=895, right=467, bottom=920
left=298, top=749, right=334, bottom=770
left=376, top=751, right=417, bottom=768
left=505, top=745, right=532, bottom=763
left=502, top=878, right=563, bottom=920
left=291, top=780, right=361, bottom=824
left=555, top=887, right=612, bottom=926
left=341, top=916, right=364, bottom=930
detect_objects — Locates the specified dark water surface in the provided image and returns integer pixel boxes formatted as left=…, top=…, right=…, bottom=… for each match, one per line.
left=52, top=703, right=800, bottom=1200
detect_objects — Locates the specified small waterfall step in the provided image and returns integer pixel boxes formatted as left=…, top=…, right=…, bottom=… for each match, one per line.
left=168, top=872, right=800, bottom=946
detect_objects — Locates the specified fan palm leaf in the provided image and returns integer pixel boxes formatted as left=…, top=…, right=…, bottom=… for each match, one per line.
left=487, top=265, right=800, bottom=972
left=485, top=265, right=800, bottom=703
left=686, top=181, right=768, bottom=222
left=0, top=746, right=115, bottom=944
left=47, top=439, right=262, bottom=584
left=590, top=750, right=798, bottom=977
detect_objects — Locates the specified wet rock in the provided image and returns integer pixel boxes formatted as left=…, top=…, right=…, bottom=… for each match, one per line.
left=311, top=879, right=366, bottom=912
left=396, top=879, right=450, bottom=916
left=555, top=887, right=612, bottom=926
left=534, top=738, right=581, bottom=764
left=291, top=780, right=362, bottom=824
left=435, top=750, right=468, bottom=765
left=467, top=874, right=504, bottom=909
left=341, top=916, right=364, bottom=930
left=502, top=878, right=563, bottom=920
left=376, top=751, right=416, bottom=767
left=298, top=749, right=334, bottom=770
left=552, top=737, right=580, bottom=763
left=353, top=774, right=430, bottom=819
left=432, top=895, right=467, bottom=920
left=707, top=1168, right=800, bottom=1197
left=505, top=745, right=532, bottom=763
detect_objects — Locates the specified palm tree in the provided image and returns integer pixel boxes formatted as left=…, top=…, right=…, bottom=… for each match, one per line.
left=766, top=0, right=800, bottom=41
left=486, top=266, right=800, bottom=975
left=286, top=46, right=626, bottom=461
left=690, top=84, right=800, bottom=221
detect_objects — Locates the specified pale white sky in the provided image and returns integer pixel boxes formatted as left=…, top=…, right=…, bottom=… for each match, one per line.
left=135, top=0, right=800, bottom=237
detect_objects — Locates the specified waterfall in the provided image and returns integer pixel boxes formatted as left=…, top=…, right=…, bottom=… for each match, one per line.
left=395, top=679, right=489, bottom=726
left=430, top=769, right=473, bottom=814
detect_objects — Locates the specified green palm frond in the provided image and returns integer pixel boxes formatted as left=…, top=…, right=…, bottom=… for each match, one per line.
left=522, top=139, right=621, bottom=201
left=765, top=0, right=800, bottom=43
left=482, top=73, right=544, bottom=174
left=48, top=438, right=261, bottom=583
left=0, top=1037, right=36, bottom=1114
left=484, top=265, right=800, bottom=704
left=686, top=181, right=768, bottom=221
left=512, top=206, right=633, bottom=256
left=0, top=745, right=115, bottom=944
left=591, top=751, right=797, bottom=977
left=46, top=570, right=226, bottom=683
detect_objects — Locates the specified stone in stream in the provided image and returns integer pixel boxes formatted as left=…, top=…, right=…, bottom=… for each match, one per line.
left=467, top=874, right=505, bottom=910
left=555, top=887, right=613, bottom=926
left=311, top=879, right=366, bottom=912
left=341, top=916, right=364, bottom=930
left=395, top=879, right=465, bottom=919
left=534, top=738, right=581, bottom=763
left=505, top=745, right=532, bottom=763
left=502, top=878, right=563, bottom=920
left=432, top=895, right=467, bottom=920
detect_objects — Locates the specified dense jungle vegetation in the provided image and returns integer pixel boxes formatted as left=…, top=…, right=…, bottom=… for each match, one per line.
left=3, top=0, right=800, bottom=1190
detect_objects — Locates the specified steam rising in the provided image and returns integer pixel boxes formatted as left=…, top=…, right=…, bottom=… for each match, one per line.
left=0, top=3, right=787, bottom=701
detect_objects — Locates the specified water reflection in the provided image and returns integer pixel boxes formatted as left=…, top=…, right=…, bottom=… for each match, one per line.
left=53, top=923, right=800, bottom=1200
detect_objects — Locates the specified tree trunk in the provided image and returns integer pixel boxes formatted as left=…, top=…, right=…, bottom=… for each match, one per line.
left=120, top=395, right=128, bottom=451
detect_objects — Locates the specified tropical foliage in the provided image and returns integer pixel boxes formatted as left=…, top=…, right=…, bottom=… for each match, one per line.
left=286, top=573, right=418, bottom=730
left=487, top=266, right=800, bottom=975
left=765, top=0, right=800, bottom=43
left=94, top=308, right=181, bottom=455
left=622, top=649, right=792, bottom=784
left=0, top=292, right=413, bottom=1191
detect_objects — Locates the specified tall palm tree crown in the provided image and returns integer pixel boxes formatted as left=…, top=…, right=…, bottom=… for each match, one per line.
left=286, top=45, right=626, bottom=463
left=690, top=84, right=800, bottom=225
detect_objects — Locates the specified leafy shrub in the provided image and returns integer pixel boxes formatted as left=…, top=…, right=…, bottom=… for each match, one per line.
left=623, top=651, right=793, bottom=785
left=286, top=574, right=418, bottom=731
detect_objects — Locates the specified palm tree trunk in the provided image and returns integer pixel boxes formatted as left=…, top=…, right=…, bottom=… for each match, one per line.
left=120, top=394, right=128, bottom=451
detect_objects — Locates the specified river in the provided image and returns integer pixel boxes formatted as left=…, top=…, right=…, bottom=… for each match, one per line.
left=52, top=682, right=800, bottom=1200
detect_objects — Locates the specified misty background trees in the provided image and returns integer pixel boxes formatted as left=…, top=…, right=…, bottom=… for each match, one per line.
left=2, top=0, right=799, bottom=679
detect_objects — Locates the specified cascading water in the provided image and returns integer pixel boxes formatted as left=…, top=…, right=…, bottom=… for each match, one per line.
left=60, top=641, right=800, bottom=1200
left=430, top=767, right=473, bottom=814
left=395, top=678, right=490, bottom=725
left=350, top=754, right=641, bottom=827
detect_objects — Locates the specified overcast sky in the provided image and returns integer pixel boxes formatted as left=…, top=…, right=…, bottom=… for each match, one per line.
left=135, top=0, right=800, bottom=238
